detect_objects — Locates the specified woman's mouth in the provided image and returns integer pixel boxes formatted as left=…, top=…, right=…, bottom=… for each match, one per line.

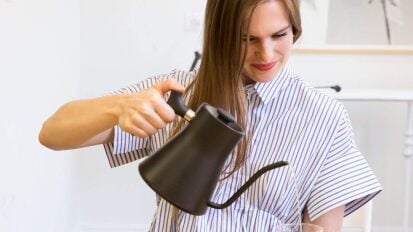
left=252, top=62, right=276, bottom=71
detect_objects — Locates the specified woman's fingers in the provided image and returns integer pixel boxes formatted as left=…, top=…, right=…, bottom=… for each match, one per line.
left=138, top=106, right=167, bottom=129
left=151, top=78, right=185, bottom=123
left=119, top=114, right=149, bottom=138
left=117, top=79, right=185, bottom=138
left=153, top=79, right=185, bottom=95
left=131, top=114, right=158, bottom=135
left=154, top=100, right=176, bottom=123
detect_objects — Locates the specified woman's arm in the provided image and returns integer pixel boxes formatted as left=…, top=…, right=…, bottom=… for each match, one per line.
left=303, top=205, right=345, bottom=232
left=39, top=95, right=120, bottom=150
left=38, top=79, right=184, bottom=150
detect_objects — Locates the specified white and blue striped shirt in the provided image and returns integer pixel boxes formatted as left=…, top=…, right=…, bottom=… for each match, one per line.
left=103, top=66, right=382, bottom=231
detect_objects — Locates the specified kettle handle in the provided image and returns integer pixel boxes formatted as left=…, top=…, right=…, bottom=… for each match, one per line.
left=207, top=161, right=289, bottom=209
left=167, top=91, right=195, bottom=121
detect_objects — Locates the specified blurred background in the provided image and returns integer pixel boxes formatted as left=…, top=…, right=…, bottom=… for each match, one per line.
left=0, top=0, right=412, bottom=231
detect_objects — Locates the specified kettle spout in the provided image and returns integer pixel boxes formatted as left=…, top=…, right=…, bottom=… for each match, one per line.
left=207, top=161, right=289, bottom=209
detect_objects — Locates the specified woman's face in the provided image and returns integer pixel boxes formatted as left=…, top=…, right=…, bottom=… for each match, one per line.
left=242, top=1, right=294, bottom=83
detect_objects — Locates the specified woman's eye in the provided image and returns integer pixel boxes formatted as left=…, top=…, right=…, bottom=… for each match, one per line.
left=242, top=37, right=257, bottom=43
left=272, top=32, right=288, bottom=39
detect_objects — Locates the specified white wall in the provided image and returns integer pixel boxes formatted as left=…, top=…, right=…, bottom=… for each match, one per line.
left=79, top=0, right=204, bottom=97
left=75, top=1, right=206, bottom=231
left=0, top=0, right=79, bottom=231
left=1, top=0, right=412, bottom=231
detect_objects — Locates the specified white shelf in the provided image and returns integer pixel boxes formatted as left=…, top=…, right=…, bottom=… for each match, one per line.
left=322, top=89, right=413, bottom=102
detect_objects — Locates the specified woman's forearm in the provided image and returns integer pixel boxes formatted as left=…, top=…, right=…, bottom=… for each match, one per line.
left=39, top=79, right=185, bottom=151
left=38, top=95, right=121, bottom=150
left=303, top=205, right=345, bottom=232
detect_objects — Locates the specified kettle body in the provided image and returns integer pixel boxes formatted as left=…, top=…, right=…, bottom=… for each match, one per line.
left=139, top=103, right=244, bottom=215
left=138, top=91, right=288, bottom=215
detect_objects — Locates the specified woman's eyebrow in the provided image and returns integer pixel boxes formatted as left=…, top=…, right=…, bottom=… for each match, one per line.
left=273, top=25, right=291, bottom=34
left=243, top=25, right=291, bottom=38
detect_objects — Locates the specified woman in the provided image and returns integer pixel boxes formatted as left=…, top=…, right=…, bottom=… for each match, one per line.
left=39, top=0, right=381, bottom=231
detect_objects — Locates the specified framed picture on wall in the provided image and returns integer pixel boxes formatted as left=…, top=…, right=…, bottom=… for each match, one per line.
left=293, top=0, right=413, bottom=54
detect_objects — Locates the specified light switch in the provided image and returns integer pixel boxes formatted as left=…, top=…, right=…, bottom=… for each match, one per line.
left=184, top=12, right=202, bottom=32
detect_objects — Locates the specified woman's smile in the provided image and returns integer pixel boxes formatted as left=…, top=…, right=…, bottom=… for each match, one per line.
left=251, top=61, right=277, bottom=72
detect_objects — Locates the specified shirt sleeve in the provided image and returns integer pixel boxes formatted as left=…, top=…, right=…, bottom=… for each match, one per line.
left=103, top=126, right=150, bottom=168
left=102, top=69, right=196, bottom=168
left=306, top=110, right=382, bottom=220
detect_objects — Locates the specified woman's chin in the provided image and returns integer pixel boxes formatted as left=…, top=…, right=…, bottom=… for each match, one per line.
left=250, top=73, right=277, bottom=83
left=244, top=67, right=282, bottom=83
left=244, top=67, right=283, bottom=83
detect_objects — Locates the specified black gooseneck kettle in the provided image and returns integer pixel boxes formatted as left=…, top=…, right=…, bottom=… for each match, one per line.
left=138, top=91, right=288, bottom=215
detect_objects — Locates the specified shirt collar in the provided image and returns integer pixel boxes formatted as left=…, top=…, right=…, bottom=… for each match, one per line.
left=249, top=65, right=293, bottom=104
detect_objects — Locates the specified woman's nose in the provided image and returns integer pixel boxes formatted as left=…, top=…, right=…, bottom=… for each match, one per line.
left=256, top=41, right=273, bottom=62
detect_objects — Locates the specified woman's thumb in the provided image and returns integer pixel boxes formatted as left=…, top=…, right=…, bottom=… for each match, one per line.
left=154, top=79, right=185, bottom=95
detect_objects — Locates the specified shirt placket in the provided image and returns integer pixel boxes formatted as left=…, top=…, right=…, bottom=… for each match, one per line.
left=244, top=86, right=265, bottom=180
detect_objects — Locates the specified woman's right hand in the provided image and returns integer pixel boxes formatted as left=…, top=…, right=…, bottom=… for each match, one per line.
left=117, top=79, right=185, bottom=138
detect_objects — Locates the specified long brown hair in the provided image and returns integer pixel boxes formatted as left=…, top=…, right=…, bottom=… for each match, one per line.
left=172, top=0, right=302, bottom=175
left=170, top=0, right=302, bottom=222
